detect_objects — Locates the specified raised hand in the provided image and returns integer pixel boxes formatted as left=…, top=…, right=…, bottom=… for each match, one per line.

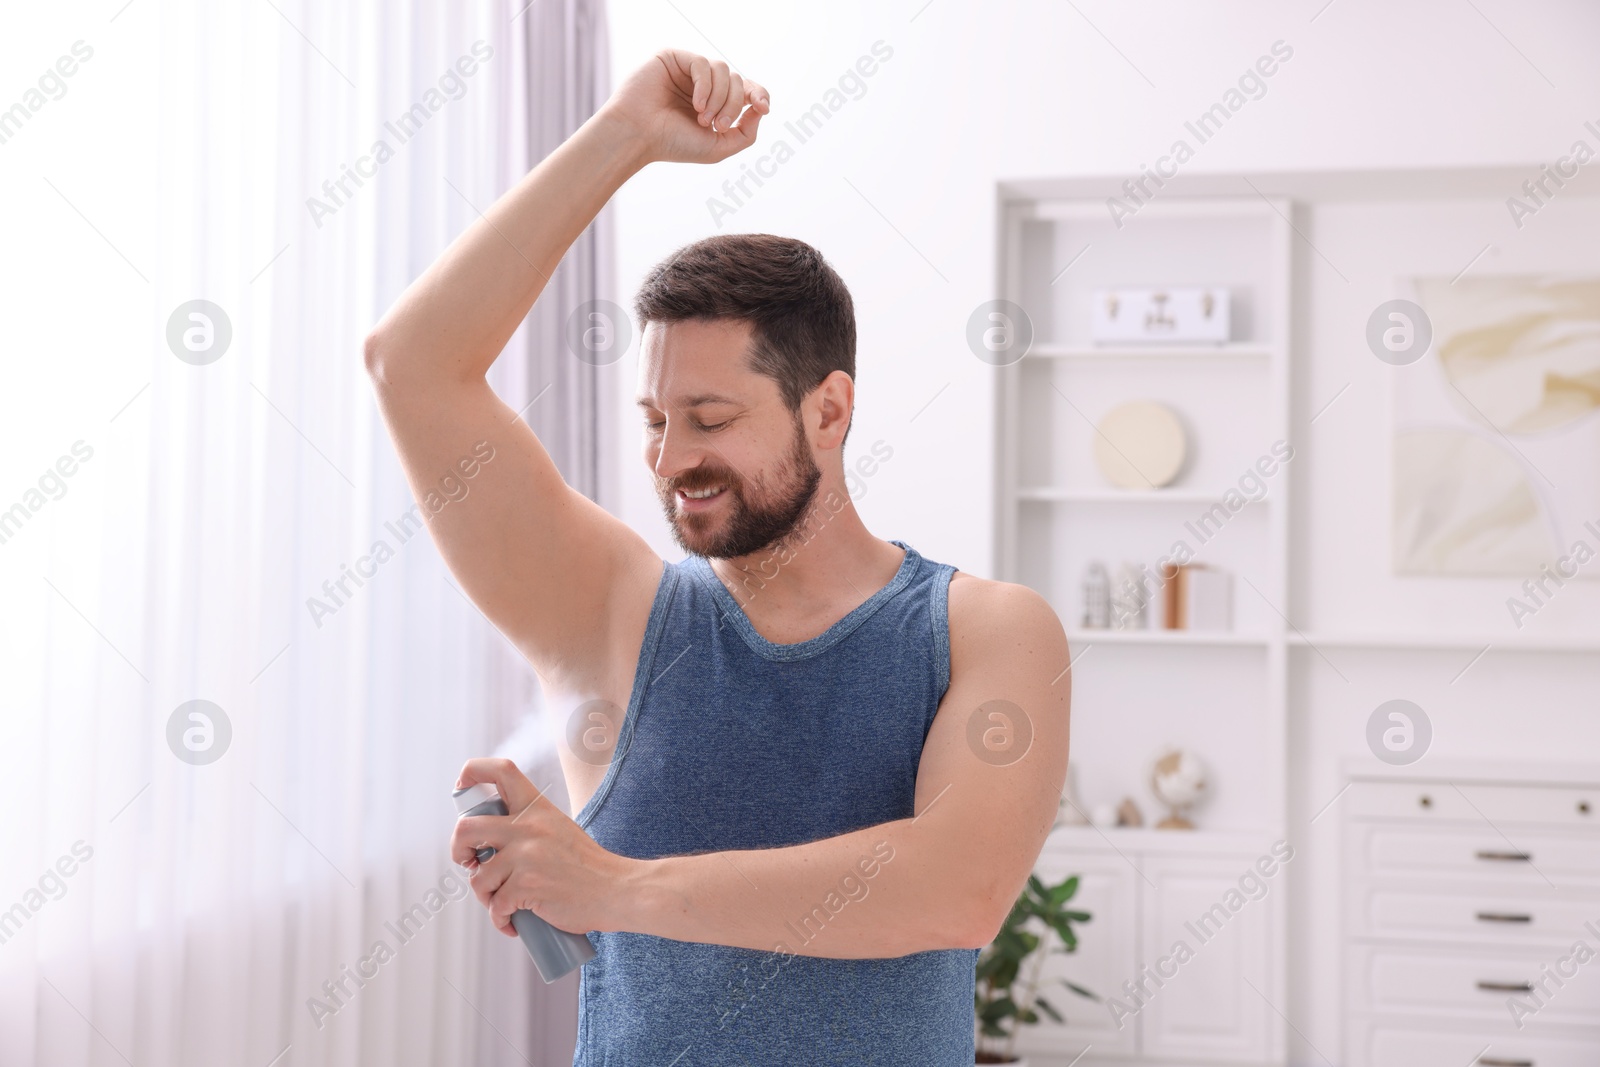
left=599, top=49, right=770, bottom=165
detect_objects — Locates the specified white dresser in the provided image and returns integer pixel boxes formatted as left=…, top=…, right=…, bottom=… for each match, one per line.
left=1343, top=769, right=1600, bottom=1066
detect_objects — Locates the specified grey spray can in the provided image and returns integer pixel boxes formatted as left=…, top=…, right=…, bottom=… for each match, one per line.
left=452, top=782, right=598, bottom=982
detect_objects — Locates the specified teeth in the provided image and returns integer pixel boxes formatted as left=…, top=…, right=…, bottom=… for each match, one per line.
left=683, top=486, right=722, bottom=499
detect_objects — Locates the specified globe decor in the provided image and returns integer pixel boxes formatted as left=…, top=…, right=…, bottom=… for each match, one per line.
left=1150, top=747, right=1209, bottom=829
left=974, top=873, right=1097, bottom=1065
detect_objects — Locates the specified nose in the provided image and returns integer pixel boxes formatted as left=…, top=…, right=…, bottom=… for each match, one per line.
left=651, top=413, right=708, bottom=484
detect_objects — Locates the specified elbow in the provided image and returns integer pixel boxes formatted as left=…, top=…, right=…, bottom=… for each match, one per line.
left=362, top=329, right=389, bottom=385
left=959, top=910, right=1003, bottom=952
left=363, top=329, right=418, bottom=392
left=952, top=892, right=1009, bottom=952
left=362, top=328, right=479, bottom=392
left=959, top=867, right=1025, bottom=951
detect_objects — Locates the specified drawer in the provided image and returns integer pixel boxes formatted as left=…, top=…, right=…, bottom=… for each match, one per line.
left=1348, top=883, right=1600, bottom=945
left=1348, top=943, right=1600, bottom=1025
left=1346, top=822, right=1600, bottom=883
left=1347, top=780, right=1600, bottom=827
left=1349, top=1019, right=1600, bottom=1067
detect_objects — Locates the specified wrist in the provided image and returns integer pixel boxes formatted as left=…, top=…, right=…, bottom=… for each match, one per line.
left=579, top=105, right=655, bottom=177
left=601, top=853, right=676, bottom=935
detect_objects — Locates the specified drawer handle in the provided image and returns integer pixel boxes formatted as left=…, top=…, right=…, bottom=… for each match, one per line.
left=1477, top=980, right=1534, bottom=993
left=1476, top=912, right=1533, bottom=923
left=1478, top=1059, right=1534, bottom=1067
left=1476, top=850, right=1532, bottom=862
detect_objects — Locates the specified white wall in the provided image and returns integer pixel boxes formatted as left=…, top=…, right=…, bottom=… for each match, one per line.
left=605, top=3, right=1600, bottom=1063
left=607, top=0, right=1600, bottom=570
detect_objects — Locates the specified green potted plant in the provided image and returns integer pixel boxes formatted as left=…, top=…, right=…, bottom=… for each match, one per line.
left=974, top=872, right=1097, bottom=1066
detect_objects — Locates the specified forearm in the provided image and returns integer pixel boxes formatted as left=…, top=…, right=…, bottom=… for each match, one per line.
left=365, top=110, right=649, bottom=386
left=612, top=817, right=1007, bottom=959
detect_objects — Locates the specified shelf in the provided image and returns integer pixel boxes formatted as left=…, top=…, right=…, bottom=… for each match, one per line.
left=1340, top=755, right=1600, bottom=786
left=1041, top=824, right=1273, bottom=856
left=1017, top=486, right=1269, bottom=504
left=1067, top=628, right=1271, bottom=648
left=1027, top=343, right=1273, bottom=360
left=1288, top=632, right=1600, bottom=653
left=1024, top=197, right=1284, bottom=222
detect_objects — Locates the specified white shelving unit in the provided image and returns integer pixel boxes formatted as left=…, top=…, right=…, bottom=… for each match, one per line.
left=989, top=165, right=1600, bottom=1067
left=995, top=192, right=1293, bottom=1065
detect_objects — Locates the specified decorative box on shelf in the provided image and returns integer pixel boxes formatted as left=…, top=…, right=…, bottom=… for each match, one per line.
left=1091, top=287, right=1232, bottom=345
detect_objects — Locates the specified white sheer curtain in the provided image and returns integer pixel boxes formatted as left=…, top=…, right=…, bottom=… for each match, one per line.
left=0, top=1, right=614, bottom=1065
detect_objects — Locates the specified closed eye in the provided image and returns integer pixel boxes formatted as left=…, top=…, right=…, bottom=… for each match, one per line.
left=643, top=419, right=730, bottom=433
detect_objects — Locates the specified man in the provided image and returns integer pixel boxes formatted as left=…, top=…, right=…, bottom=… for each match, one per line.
left=364, top=48, right=1071, bottom=1066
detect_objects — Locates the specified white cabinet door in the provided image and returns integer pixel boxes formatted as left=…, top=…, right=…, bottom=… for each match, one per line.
left=1138, top=855, right=1274, bottom=1063
left=1014, top=848, right=1140, bottom=1059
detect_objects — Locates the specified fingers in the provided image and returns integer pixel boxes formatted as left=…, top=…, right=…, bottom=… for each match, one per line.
left=725, top=108, right=763, bottom=152
left=470, top=850, right=523, bottom=931
left=719, top=72, right=745, bottom=131
left=466, top=847, right=512, bottom=906
left=487, top=884, right=527, bottom=934
left=455, top=756, right=543, bottom=815
left=450, top=812, right=510, bottom=867
left=742, top=78, right=771, bottom=116
left=729, top=79, right=769, bottom=143
left=456, top=832, right=535, bottom=937
left=662, top=49, right=768, bottom=139
left=732, top=88, right=767, bottom=143
left=463, top=842, right=560, bottom=939
left=685, top=53, right=711, bottom=111
left=453, top=822, right=530, bottom=938
left=701, top=61, right=731, bottom=129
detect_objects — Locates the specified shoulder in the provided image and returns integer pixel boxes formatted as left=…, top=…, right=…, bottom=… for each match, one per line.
left=946, top=571, right=1068, bottom=664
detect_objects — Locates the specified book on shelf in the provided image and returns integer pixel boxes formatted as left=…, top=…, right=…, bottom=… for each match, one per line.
left=1160, top=562, right=1234, bottom=631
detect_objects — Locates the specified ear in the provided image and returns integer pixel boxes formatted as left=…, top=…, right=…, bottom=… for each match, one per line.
left=810, top=370, right=855, bottom=450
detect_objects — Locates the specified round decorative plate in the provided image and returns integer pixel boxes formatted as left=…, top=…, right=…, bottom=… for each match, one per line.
left=1092, top=401, right=1187, bottom=488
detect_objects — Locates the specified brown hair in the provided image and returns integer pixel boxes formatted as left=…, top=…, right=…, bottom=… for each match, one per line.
left=633, top=234, right=856, bottom=443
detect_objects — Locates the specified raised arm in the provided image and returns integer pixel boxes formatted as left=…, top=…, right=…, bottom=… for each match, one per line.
left=363, top=51, right=769, bottom=685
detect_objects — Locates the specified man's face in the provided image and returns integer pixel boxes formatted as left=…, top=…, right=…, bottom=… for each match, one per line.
left=636, top=318, right=821, bottom=560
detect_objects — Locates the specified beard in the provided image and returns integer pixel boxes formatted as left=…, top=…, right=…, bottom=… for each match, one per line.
left=655, top=414, right=823, bottom=560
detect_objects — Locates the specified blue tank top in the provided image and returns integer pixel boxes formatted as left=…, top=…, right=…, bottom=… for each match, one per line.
left=573, top=539, right=978, bottom=1066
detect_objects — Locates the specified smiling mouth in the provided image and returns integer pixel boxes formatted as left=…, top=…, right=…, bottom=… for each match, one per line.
left=676, top=484, right=726, bottom=509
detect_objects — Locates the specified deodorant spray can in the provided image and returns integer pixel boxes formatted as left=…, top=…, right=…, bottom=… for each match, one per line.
left=452, top=783, right=598, bottom=983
